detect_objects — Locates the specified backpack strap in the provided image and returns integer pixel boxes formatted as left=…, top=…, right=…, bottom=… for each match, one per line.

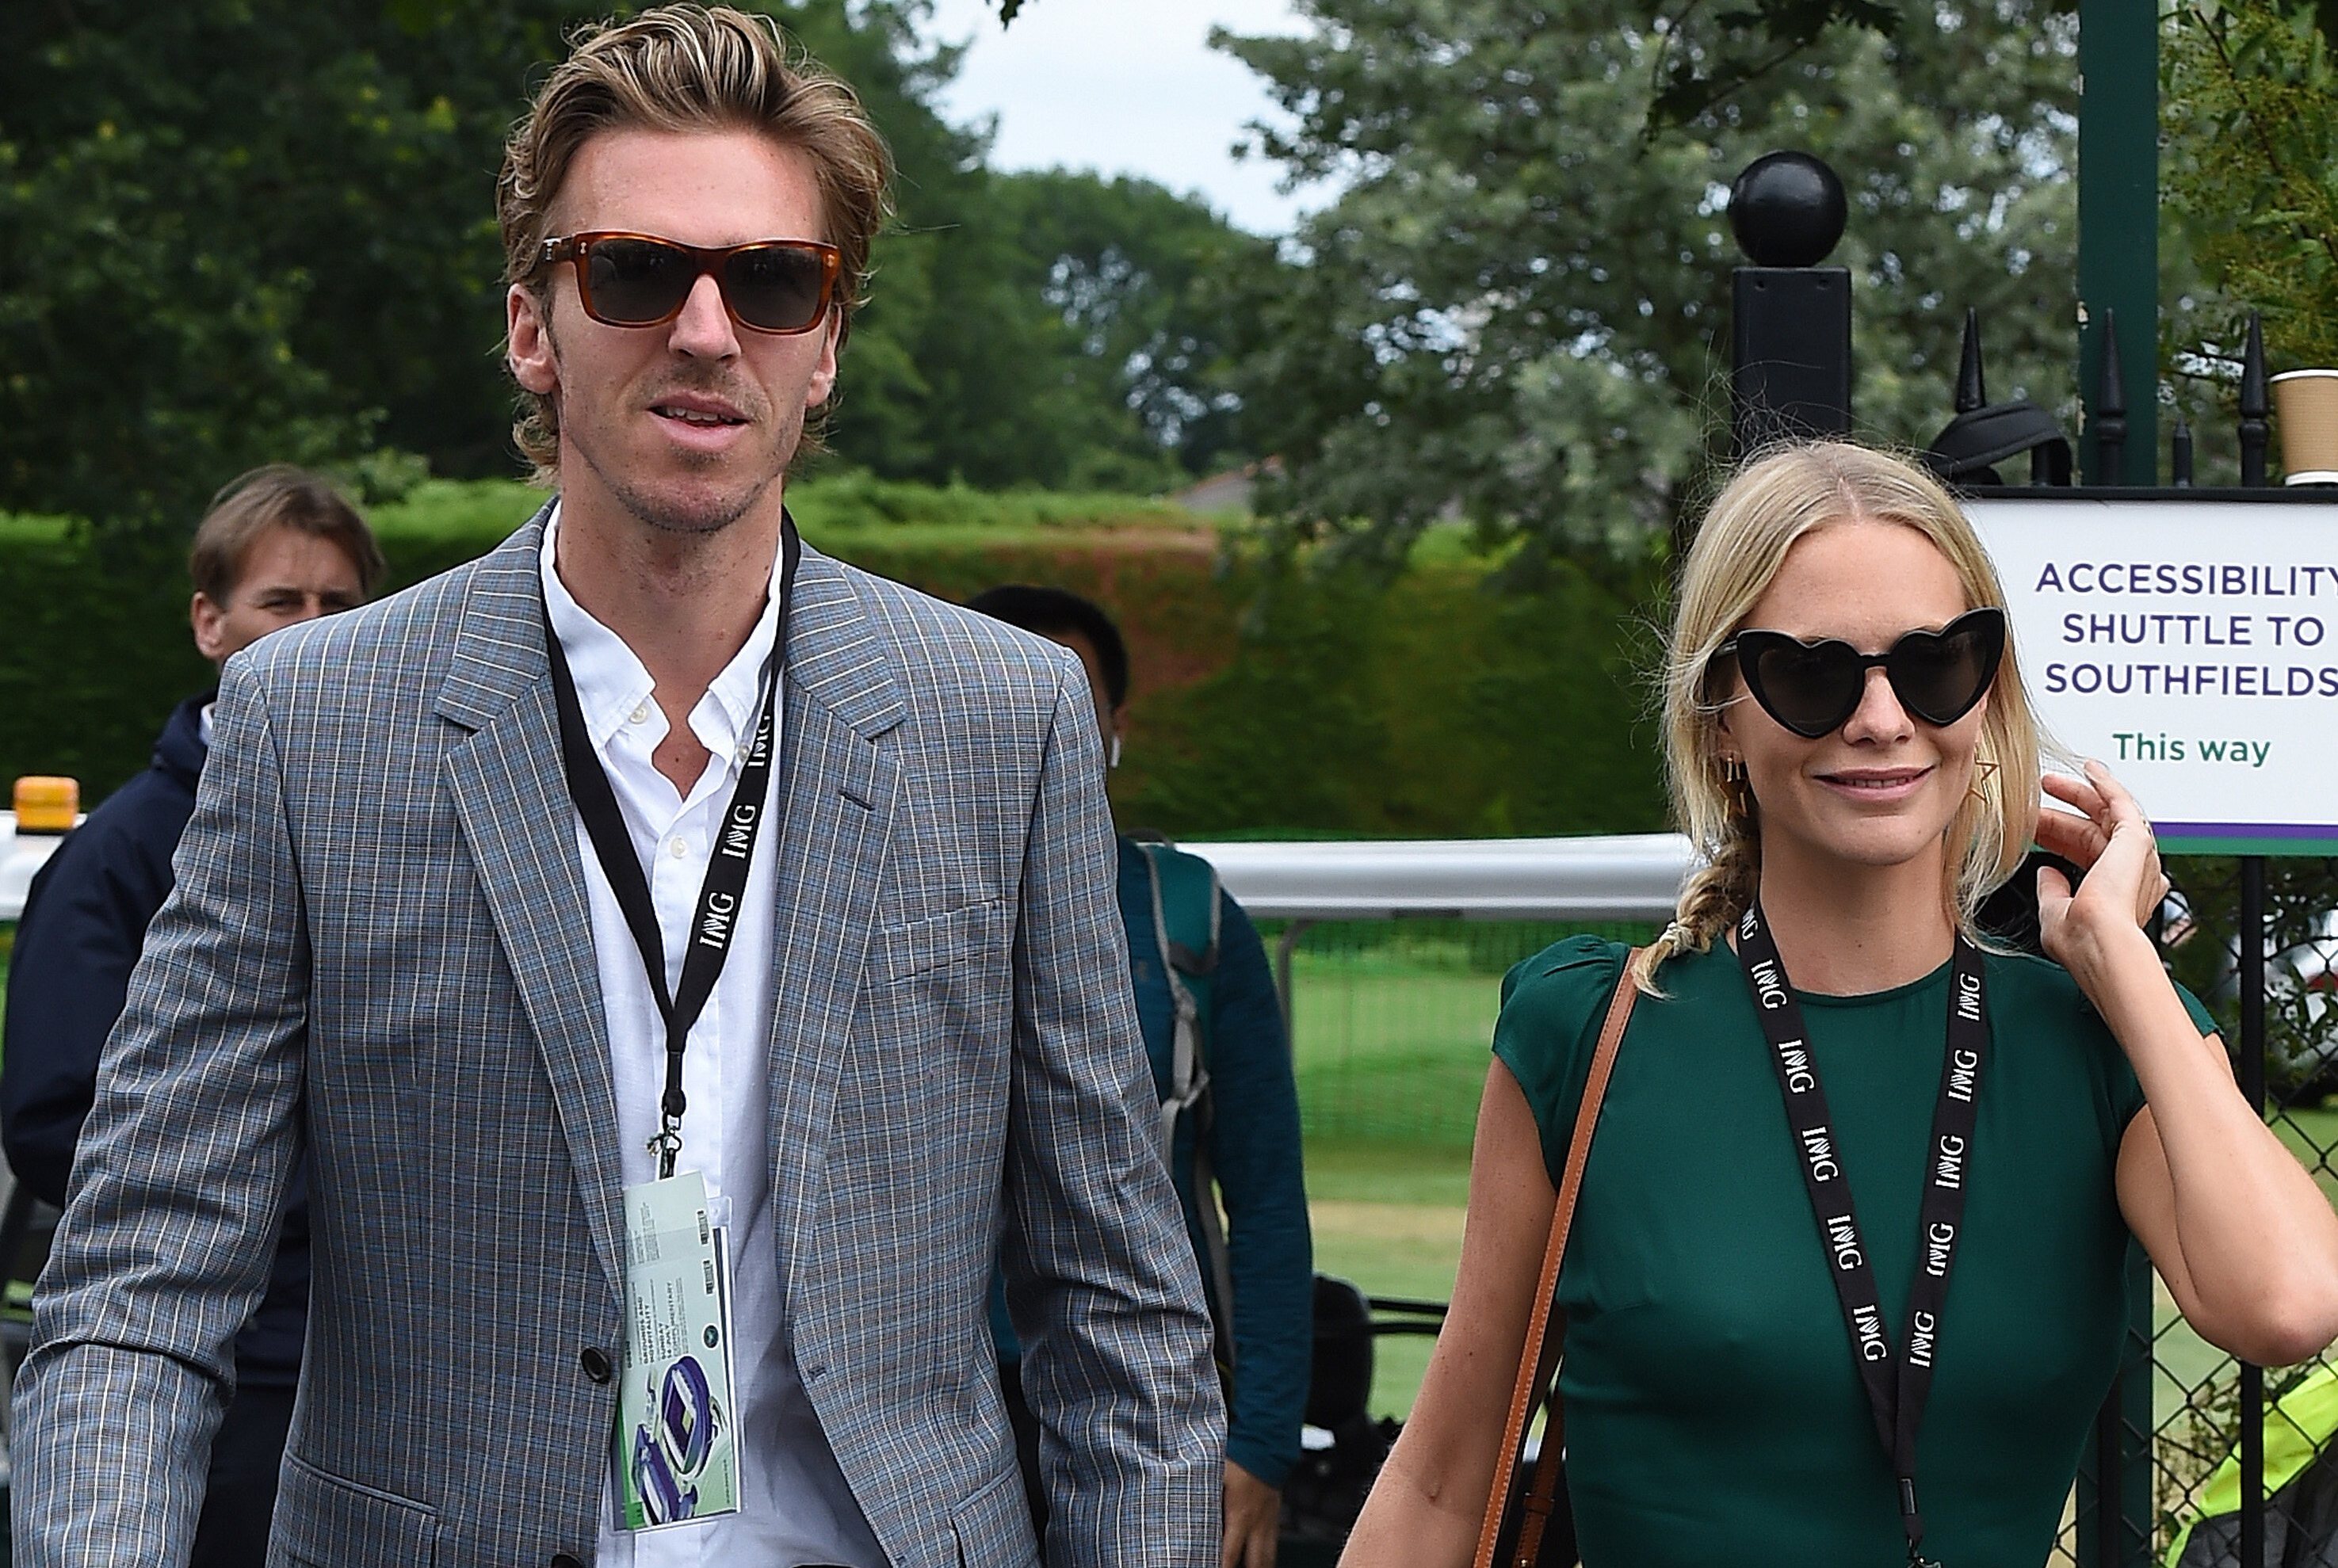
left=1137, top=839, right=1221, bottom=1138
left=1142, top=839, right=1221, bottom=981
left=1136, top=838, right=1236, bottom=1369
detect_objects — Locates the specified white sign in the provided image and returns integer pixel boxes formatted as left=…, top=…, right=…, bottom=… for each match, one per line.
left=1966, top=494, right=2338, bottom=854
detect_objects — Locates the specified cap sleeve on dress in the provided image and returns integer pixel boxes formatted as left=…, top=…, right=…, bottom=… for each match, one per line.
left=1492, top=934, right=1632, bottom=1193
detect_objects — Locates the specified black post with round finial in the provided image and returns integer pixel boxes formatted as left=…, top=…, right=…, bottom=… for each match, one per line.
left=1728, top=151, right=1852, bottom=457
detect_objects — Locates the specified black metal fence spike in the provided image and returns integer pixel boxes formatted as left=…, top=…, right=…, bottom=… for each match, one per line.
left=2093, top=307, right=2127, bottom=484
left=2096, top=307, right=2127, bottom=415
left=2172, top=412, right=2194, bottom=486
left=2241, top=311, right=2271, bottom=487
left=1955, top=307, right=1986, bottom=414
left=2242, top=311, right=2271, bottom=417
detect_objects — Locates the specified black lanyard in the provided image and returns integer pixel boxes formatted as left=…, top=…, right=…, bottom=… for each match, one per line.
left=542, top=518, right=800, bottom=1181
left=1732, top=902, right=1986, bottom=1568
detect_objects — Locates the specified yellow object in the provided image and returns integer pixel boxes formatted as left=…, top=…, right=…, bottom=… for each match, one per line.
left=2164, top=1360, right=2338, bottom=1566
left=11, top=776, right=79, bottom=834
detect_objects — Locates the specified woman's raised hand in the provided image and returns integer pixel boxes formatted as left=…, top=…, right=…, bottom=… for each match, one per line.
left=2033, top=761, right=2170, bottom=982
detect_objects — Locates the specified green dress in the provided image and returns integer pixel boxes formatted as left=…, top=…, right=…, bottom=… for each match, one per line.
left=1492, top=934, right=2216, bottom=1568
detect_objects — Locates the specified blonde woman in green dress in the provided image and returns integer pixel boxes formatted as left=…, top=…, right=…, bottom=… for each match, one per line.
left=1341, top=442, right=2338, bottom=1568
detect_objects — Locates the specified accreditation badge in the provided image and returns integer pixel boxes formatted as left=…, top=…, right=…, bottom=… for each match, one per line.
left=614, top=1169, right=742, bottom=1529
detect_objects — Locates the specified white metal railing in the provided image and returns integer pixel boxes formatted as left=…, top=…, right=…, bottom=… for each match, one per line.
left=4, top=824, right=1698, bottom=925
left=1173, top=834, right=1694, bottom=1041
left=1178, top=834, right=1693, bottom=923
left=1, top=812, right=73, bottom=921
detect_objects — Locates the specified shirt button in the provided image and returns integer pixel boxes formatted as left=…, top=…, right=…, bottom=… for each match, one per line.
left=669, top=838, right=690, bottom=859
left=628, top=704, right=649, bottom=725
left=580, top=1345, right=613, bottom=1383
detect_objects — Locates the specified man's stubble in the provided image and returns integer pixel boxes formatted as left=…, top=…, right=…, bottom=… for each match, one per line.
left=546, top=315, right=806, bottom=541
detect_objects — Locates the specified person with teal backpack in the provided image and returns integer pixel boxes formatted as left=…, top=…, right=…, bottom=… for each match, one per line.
left=968, top=586, right=1314, bottom=1568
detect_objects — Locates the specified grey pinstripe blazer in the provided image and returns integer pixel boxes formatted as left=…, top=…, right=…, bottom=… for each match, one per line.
left=11, top=509, right=1222, bottom=1567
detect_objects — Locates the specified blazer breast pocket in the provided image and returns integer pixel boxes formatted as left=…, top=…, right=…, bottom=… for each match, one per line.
left=868, top=898, right=1010, bottom=988
left=272, top=1452, right=441, bottom=1567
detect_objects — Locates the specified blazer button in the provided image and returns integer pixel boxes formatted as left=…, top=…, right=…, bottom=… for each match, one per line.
left=552, top=1555, right=586, bottom=1568
left=579, top=1346, right=613, bottom=1384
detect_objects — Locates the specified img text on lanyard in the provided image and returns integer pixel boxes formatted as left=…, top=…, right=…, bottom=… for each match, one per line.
left=542, top=519, right=800, bottom=1180
left=1732, top=901, right=1985, bottom=1568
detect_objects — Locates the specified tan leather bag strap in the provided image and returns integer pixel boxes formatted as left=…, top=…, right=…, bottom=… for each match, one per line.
left=1471, top=950, right=1643, bottom=1568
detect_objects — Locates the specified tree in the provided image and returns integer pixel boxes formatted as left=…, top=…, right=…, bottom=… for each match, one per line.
left=991, top=170, right=1273, bottom=479
left=0, top=1, right=674, bottom=532
left=0, top=0, right=1244, bottom=540
left=1212, top=0, right=2085, bottom=570
left=983, top=0, right=1908, bottom=129
left=2162, top=0, right=2338, bottom=433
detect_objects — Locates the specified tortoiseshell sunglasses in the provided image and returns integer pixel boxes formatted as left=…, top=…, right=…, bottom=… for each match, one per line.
left=536, top=232, right=841, bottom=335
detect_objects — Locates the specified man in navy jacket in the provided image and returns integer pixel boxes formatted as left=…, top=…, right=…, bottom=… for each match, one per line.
left=2, top=464, right=381, bottom=1566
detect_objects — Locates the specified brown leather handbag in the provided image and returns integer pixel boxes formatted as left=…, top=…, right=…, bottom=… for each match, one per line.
left=1471, top=952, right=1643, bottom=1568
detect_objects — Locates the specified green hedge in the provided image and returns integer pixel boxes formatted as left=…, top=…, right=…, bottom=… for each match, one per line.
left=0, top=480, right=1665, bottom=838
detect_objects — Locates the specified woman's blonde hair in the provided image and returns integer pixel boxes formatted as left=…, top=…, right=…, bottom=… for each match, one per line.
left=1632, top=441, right=2043, bottom=994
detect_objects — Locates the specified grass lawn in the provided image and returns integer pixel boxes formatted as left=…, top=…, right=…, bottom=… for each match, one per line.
left=1291, top=963, right=1499, bottom=1152
left=1304, top=1141, right=1473, bottom=1419
left=2272, top=1105, right=2338, bottom=1202
left=1282, top=929, right=1611, bottom=1154
left=1284, top=939, right=1510, bottom=1419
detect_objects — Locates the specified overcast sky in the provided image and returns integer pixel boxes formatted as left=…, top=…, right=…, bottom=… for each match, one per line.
left=919, top=0, right=1320, bottom=236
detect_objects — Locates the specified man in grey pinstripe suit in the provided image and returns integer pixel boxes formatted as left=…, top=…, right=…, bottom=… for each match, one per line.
left=11, top=10, right=1222, bottom=1566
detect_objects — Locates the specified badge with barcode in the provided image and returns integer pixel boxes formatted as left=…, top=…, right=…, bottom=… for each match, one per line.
left=614, top=1169, right=741, bottom=1528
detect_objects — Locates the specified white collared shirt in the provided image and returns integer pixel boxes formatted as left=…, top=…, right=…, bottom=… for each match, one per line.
left=541, top=509, right=887, bottom=1568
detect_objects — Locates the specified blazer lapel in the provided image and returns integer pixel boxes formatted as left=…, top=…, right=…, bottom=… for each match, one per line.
left=436, top=507, right=628, bottom=1301
left=764, top=547, right=906, bottom=1287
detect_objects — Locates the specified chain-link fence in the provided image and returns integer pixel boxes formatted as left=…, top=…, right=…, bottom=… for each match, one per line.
left=2042, top=855, right=2338, bottom=1568
left=1275, top=918, right=1657, bottom=1153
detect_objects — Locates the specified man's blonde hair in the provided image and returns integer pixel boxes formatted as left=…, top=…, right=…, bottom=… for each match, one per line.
left=497, top=4, right=895, bottom=477
left=1633, top=441, right=2044, bottom=994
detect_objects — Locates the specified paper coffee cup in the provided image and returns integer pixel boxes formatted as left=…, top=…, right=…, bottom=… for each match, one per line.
left=2272, top=369, right=2338, bottom=484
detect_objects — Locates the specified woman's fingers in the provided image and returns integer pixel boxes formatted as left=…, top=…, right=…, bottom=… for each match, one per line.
left=2032, top=764, right=2171, bottom=937
left=2083, top=758, right=2152, bottom=834
left=2036, top=864, right=2076, bottom=956
left=2042, top=770, right=2109, bottom=820
left=2076, top=760, right=2168, bottom=927
left=2034, top=804, right=2107, bottom=867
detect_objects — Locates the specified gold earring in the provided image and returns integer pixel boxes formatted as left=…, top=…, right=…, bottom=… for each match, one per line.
left=1721, top=756, right=1754, bottom=819
left=1966, top=759, right=2000, bottom=804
